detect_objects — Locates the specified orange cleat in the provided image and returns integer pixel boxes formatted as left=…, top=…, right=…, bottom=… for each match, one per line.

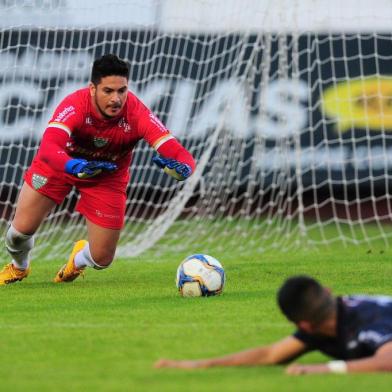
left=0, top=263, right=30, bottom=285
left=54, top=240, right=87, bottom=283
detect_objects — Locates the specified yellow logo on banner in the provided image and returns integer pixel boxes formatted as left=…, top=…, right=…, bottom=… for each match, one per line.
left=321, top=77, right=392, bottom=132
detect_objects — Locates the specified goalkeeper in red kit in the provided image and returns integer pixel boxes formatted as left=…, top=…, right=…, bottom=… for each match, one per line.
left=0, top=54, right=195, bottom=285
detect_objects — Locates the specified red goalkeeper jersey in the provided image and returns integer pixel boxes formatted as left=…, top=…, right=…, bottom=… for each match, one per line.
left=39, top=88, right=179, bottom=178
left=27, top=87, right=195, bottom=229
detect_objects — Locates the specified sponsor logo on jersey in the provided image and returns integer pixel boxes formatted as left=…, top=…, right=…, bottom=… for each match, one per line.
left=32, top=174, right=48, bottom=190
left=93, top=136, right=109, bottom=148
left=118, top=117, right=131, bottom=132
left=66, top=143, right=126, bottom=161
left=85, top=116, right=93, bottom=125
left=54, top=105, right=75, bottom=122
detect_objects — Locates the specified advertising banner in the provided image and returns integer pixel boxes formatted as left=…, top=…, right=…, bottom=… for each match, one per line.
left=1, top=30, right=392, bottom=190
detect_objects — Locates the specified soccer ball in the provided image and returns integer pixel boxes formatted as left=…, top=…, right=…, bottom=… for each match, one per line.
left=176, top=254, right=225, bottom=297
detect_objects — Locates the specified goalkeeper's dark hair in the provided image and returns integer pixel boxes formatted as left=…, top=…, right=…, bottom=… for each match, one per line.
left=91, top=54, right=129, bottom=85
left=277, top=275, right=336, bottom=325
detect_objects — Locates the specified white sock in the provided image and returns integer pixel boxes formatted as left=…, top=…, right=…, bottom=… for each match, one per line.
left=74, top=242, right=109, bottom=270
left=74, top=242, right=96, bottom=269
left=5, top=224, right=34, bottom=271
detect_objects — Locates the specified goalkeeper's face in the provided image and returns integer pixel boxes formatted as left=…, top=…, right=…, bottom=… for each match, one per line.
left=90, top=76, right=128, bottom=118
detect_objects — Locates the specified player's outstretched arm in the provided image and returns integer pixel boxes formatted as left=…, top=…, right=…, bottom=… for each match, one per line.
left=153, top=138, right=196, bottom=181
left=152, top=155, right=193, bottom=181
left=286, top=341, right=392, bottom=375
left=155, top=336, right=307, bottom=369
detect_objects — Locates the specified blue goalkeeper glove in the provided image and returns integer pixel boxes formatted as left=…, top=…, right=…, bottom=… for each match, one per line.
left=65, top=159, right=118, bottom=179
left=152, top=155, right=192, bottom=181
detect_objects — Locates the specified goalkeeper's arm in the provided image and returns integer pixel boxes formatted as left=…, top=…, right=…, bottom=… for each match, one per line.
left=37, top=127, right=117, bottom=178
left=37, top=127, right=72, bottom=171
left=154, top=138, right=196, bottom=181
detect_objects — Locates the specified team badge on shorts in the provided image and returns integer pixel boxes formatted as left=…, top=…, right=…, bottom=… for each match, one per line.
left=93, top=137, right=109, bottom=148
left=32, top=174, right=48, bottom=190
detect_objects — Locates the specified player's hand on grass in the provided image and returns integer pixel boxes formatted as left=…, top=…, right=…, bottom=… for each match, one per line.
left=152, top=155, right=192, bottom=181
left=65, top=159, right=118, bottom=179
left=285, top=363, right=330, bottom=375
left=154, top=359, right=202, bottom=369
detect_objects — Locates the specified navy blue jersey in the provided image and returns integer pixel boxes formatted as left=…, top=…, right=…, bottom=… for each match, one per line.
left=293, top=295, right=392, bottom=359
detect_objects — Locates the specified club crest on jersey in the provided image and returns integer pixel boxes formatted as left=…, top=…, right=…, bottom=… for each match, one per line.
left=118, top=118, right=131, bottom=133
left=32, top=174, right=48, bottom=190
left=93, top=136, right=109, bottom=148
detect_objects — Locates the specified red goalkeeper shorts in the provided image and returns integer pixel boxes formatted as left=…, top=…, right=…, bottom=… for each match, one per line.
left=24, top=158, right=129, bottom=230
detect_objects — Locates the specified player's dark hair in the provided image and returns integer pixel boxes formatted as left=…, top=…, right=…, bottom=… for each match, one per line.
left=277, top=275, right=336, bottom=325
left=91, top=54, right=129, bottom=84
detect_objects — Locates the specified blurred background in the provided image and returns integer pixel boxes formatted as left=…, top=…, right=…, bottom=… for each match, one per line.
left=1, top=0, right=392, bottom=259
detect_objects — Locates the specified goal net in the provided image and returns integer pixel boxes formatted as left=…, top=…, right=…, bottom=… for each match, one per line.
left=1, top=0, right=392, bottom=261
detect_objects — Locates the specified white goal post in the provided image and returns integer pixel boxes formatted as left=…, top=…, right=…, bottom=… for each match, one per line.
left=1, top=0, right=392, bottom=261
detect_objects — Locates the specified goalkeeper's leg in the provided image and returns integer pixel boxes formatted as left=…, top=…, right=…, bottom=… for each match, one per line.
left=5, top=224, right=34, bottom=271
left=54, top=220, right=120, bottom=282
left=54, top=173, right=126, bottom=282
left=1, top=183, right=56, bottom=285
left=84, top=220, right=120, bottom=269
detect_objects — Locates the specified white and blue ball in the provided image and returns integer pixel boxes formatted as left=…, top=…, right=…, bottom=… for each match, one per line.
left=176, top=254, right=225, bottom=297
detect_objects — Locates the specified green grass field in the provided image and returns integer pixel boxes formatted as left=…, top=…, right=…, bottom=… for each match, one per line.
left=0, top=226, right=392, bottom=391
